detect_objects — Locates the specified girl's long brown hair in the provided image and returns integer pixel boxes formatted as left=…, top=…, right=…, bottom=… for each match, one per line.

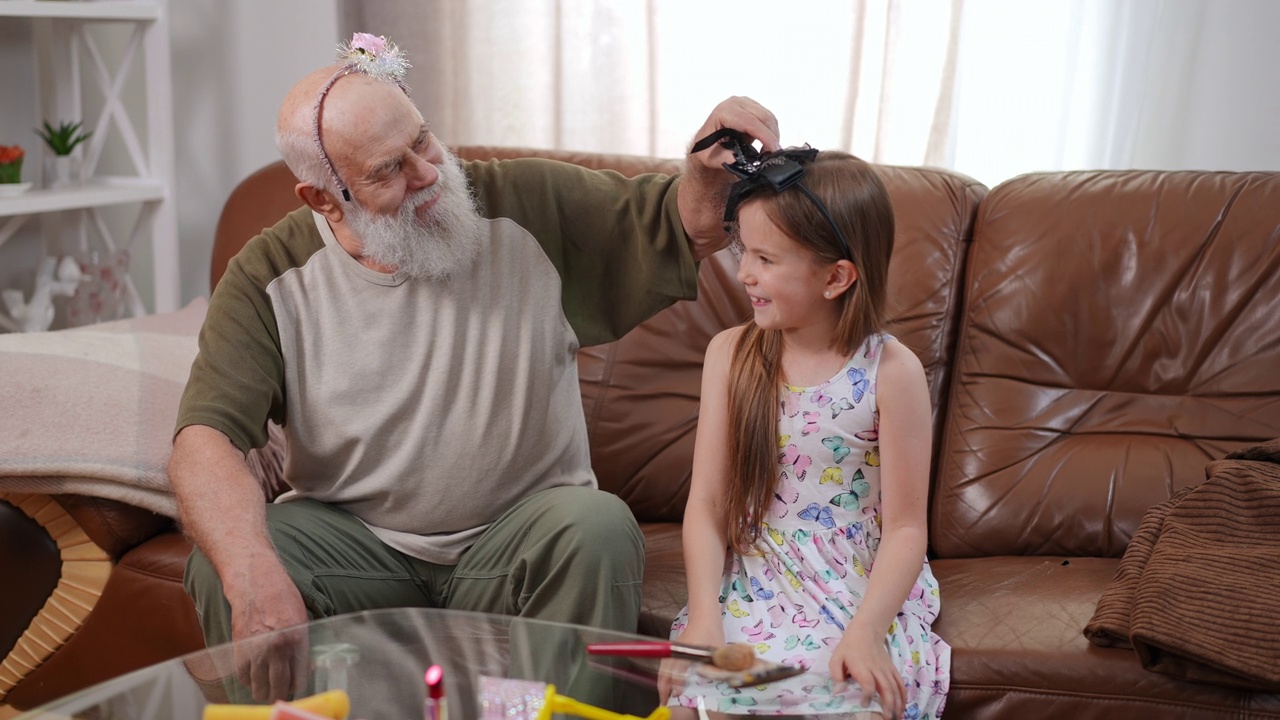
left=724, top=152, right=895, bottom=553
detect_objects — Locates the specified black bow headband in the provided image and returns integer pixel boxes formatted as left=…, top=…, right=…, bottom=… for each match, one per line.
left=691, top=128, right=852, bottom=261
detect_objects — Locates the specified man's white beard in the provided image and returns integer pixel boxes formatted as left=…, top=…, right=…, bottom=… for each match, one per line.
left=346, top=149, right=484, bottom=281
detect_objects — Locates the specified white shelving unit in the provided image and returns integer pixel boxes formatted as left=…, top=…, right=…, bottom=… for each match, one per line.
left=0, top=0, right=177, bottom=326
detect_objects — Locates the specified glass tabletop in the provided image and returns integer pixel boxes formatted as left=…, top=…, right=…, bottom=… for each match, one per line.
left=17, top=608, right=669, bottom=720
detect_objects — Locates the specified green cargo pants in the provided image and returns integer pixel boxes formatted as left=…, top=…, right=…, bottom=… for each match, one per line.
left=184, top=485, right=645, bottom=648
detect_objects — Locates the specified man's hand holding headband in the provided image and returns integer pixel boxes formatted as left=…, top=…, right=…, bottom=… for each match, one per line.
left=691, top=129, right=852, bottom=262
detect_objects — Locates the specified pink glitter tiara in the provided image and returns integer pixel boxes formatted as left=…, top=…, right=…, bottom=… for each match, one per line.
left=312, top=33, right=413, bottom=202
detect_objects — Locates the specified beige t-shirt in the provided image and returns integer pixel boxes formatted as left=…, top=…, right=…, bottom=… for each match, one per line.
left=176, top=158, right=698, bottom=563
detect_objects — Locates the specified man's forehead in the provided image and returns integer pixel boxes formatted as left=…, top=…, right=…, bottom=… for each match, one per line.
left=308, top=33, right=413, bottom=201
left=325, top=81, right=420, bottom=143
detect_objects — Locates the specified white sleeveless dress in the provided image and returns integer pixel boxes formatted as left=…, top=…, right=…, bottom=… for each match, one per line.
left=671, top=333, right=950, bottom=718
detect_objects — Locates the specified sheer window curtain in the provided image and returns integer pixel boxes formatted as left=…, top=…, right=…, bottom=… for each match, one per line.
left=338, top=0, right=1201, bottom=188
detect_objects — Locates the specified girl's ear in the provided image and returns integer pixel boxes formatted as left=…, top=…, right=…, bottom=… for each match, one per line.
left=296, top=183, right=345, bottom=224
left=824, top=259, right=859, bottom=299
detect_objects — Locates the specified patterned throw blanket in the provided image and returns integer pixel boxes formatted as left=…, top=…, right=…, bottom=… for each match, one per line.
left=0, top=299, right=283, bottom=517
left=1084, top=439, right=1280, bottom=692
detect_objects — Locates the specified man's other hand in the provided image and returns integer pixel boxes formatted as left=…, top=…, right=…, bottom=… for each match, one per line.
left=229, top=568, right=311, bottom=703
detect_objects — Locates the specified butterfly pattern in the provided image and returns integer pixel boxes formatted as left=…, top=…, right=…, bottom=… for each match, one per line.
left=777, top=444, right=813, bottom=482
left=800, top=411, right=822, bottom=436
left=770, top=472, right=799, bottom=519
left=822, top=435, right=851, bottom=464
left=668, top=333, right=949, bottom=718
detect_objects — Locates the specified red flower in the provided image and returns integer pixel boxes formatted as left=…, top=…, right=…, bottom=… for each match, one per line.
left=0, top=145, right=25, bottom=164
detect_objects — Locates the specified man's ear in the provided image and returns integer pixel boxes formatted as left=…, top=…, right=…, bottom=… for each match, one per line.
left=296, top=183, right=345, bottom=224
left=824, top=259, right=859, bottom=299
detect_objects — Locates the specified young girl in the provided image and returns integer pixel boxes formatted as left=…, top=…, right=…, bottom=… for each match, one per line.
left=662, top=150, right=949, bottom=719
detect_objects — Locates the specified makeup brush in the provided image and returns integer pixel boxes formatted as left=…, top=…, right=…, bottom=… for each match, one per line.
left=586, top=641, right=757, bottom=671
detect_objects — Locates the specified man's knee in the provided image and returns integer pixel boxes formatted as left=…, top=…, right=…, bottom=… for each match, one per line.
left=543, top=488, right=643, bottom=570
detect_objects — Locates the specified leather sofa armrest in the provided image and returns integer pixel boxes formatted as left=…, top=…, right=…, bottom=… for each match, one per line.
left=53, top=495, right=175, bottom=561
left=45, top=421, right=287, bottom=562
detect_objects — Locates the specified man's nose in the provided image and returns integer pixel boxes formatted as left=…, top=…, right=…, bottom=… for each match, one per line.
left=405, top=154, right=440, bottom=190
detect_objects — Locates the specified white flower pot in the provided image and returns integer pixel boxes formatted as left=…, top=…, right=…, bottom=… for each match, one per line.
left=44, top=154, right=82, bottom=189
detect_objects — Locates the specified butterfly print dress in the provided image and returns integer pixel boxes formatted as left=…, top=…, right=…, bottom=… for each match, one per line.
left=671, top=333, right=950, bottom=718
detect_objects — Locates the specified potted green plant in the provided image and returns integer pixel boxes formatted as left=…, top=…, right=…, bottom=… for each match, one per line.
left=36, top=119, right=92, bottom=188
left=0, top=145, right=30, bottom=196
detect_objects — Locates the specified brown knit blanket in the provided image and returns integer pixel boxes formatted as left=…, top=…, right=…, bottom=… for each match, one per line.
left=1084, top=438, right=1280, bottom=691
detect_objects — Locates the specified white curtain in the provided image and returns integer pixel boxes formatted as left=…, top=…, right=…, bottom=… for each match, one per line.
left=338, top=0, right=1206, bottom=188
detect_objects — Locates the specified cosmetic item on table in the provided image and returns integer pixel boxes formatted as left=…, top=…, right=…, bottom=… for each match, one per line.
left=424, top=664, right=447, bottom=720
left=585, top=641, right=756, bottom=671
left=202, top=689, right=350, bottom=720
left=478, top=676, right=670, bottom=720
left=268, top=702, right=337, bottom=720
left=691, top=657, right=808, bottom=687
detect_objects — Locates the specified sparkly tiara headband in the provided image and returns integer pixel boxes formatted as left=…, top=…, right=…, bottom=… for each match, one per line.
left=690, top=128, right=852, bottom=261
left=312, top=33, right=412, bottom=202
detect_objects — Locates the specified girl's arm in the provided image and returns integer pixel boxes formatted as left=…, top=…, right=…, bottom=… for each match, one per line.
left=829, top=338, right=933, bottom=720
left=681, top=327, right=740, bottom=638
left=658, top=327, right=739, bottom=705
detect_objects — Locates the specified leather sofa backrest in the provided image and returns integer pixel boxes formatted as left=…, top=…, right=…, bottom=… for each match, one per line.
left=931, top=170, right=1280, bottom=559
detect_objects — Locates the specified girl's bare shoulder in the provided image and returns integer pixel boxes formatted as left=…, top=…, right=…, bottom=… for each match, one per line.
left=878, top=336, right=927, bottom=388
left=707, top=324, right=749, bottom=362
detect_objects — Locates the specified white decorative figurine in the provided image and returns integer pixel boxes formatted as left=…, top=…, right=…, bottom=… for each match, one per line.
left=2, top=255, right=84, bottom=332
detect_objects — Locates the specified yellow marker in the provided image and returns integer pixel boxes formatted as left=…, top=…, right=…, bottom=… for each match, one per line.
left=202, top=689, right=350, bottom=720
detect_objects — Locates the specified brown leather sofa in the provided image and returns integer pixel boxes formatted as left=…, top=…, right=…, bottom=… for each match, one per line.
left=3, top=146, right=1280, bottom=718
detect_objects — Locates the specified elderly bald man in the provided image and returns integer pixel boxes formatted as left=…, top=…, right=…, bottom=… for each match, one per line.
left=169, top=34, right=780, bottom=702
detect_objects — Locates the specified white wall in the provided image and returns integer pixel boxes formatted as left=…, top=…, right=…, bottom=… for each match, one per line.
left=0, top=18, right=43, bottom=302
left=1131, top=0, right=1280, bottom=172
left=170, top=0, right=338, bottom=302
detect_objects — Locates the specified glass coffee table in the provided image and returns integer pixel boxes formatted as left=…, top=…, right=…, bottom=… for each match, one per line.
left=15, top=608, right=671, bottom=720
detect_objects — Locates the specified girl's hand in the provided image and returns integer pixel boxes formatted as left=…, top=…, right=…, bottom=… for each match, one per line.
left=829, top=626, right=906, bottom=719
left=656, top=624, right=726, bottom=705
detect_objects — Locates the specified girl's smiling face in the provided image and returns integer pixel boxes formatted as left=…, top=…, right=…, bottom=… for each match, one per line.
left=735, top=202, right=839, bottom=333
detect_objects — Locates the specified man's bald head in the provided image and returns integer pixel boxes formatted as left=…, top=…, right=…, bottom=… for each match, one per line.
left=275, top=63, right=416, bottom=198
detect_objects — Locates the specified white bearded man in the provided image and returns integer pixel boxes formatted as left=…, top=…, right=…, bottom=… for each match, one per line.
left=169, top=34, right=781, bottom=703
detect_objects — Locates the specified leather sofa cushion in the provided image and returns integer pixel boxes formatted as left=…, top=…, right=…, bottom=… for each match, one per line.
left=933, top=171, right=1280, bottom=559
left=636, top=523, right=685, bottom=638
left=931, top=557, right=1280, bottom=719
